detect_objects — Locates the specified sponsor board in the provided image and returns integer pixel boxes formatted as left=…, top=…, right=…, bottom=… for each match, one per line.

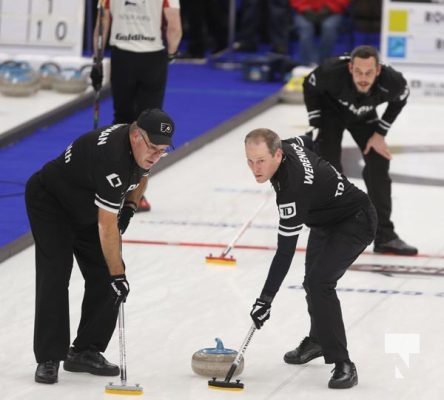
left=381, top=0, right=444, bottom=69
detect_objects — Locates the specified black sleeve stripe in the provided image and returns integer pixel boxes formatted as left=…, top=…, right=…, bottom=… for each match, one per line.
left=95, top=200, right=119, bottom=214
left=294, top=136, right=304, bottom=146
left=278, top=223, right=303, bottom=237
left=379, top=119, right=391, bottom=130
left=95, top=194, right=120, bottom=213
left=308, top=110, right=321, bottom=118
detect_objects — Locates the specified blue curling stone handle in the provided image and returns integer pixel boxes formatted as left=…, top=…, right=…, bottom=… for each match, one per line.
left=200, top=338, right=237, bottom=355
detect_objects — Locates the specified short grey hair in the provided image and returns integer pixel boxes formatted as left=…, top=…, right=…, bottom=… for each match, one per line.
left=245, top=128, right=282, bottom=155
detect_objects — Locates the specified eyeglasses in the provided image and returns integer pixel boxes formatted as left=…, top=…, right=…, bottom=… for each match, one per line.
left=138, top=129, right=169, bottom=157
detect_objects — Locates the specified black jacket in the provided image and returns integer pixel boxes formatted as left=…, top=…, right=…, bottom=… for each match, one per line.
left=260, top=136, right=369, bottom=300
left=303, top=56, right=409, bottom=135
left=40, top=124, right=148, bottom=225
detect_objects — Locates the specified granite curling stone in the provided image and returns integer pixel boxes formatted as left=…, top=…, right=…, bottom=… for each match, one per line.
left=52, top=66, right=89, bottom=94
left=0, top=61, right=40, bottom=97
left=192, top=338, right=244, bottom=377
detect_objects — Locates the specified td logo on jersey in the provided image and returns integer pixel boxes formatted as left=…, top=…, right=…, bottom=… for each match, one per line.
left=279, top=202, right=296, bottom=219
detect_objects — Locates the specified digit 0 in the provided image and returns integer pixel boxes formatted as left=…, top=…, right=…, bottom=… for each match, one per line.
left=55, top=22, right=67, bottom=41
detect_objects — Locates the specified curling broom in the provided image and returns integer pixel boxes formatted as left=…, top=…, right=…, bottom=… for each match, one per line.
left=205, top=193, right=271, bottom=265
left=93, top=0, right=104, bottom=129
left=105, top=303, right=143, bottom=395
left=208, top=323, right=256, bottom=391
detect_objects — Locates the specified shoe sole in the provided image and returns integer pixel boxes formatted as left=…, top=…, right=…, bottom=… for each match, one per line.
left=63, top=361, right=119, bottom=376
left=328, top=375, right=358, bottom=389
left=284, top=350, right=323, bottom=365
left=135, top=207, right=151, bottom=213
left=35, top=375, right=58, bottom=384
left=373, top=248, right=418, bottom=256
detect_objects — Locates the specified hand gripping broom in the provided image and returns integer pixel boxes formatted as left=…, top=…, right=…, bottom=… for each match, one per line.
left=208, top=324, right=256, bottom=391
left=105, top=303, right=143, bottom=395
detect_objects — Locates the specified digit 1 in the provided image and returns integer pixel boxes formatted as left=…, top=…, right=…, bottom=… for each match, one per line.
left=36, top=20, right=42, bottom=40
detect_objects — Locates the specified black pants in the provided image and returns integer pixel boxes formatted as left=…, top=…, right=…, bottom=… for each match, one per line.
left=181, top=0, right=228, bottom=55
left=110, top=47, right=168, bottom=124
left=25, top=173, right=119, bottom=363
left=303, top=202, right=377, bottom=363
left=316, top=109, right=396, bottom=244
left=238, top=0, right=290, bottom=49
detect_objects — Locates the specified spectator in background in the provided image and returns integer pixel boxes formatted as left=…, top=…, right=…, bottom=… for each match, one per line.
left=290, top=0, right=350, bottom=66
left=91, top=0, right=182, bottom=211
left=179, top=0, right=228, bottom=62
left=234, top=0, right=291, bottom=55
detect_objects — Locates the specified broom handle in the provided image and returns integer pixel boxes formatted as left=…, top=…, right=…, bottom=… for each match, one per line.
left=220, top=193, right=271, bottom=258
left=224, top=324, right=257, bottom=383
left=118, top=302, right=127, bottom=385
left=227, top=0, right=236, bottom=51
left=93, top=0, right=104, bottom=129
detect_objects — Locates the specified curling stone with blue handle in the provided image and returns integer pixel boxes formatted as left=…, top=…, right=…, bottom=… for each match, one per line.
left=192, top=338, right=245, bottom=377
left=0, top=61, right=40, bottom=97
left=52, top=65, right=90, bottom=94
left=39, top=62, right=61, bottom=90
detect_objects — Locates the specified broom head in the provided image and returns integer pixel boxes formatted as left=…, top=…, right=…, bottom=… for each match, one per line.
left=105, top=382, right=143, bottom=395
left=208, top=377, right=244, bottom=391
left=205, top=253, right=236, bottom=265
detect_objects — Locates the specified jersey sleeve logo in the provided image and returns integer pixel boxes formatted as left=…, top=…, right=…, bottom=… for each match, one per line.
left=308, top=73, right=316, bottom=87
left=279, top=202, right=297, bottom=219
left=106, top=173, right=122, bottom=188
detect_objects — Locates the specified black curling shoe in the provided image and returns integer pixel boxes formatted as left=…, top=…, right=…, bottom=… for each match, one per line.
left=374, top=237, right=418, bottom=256
left=63, top=347, right=119, bottom=376
left=35, top=360, right=60, bottom=384
left=328, top=360, right=358, bottom=389
left=284, top=336, right=323, bottom=364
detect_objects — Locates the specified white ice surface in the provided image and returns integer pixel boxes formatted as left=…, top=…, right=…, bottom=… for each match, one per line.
left=1, top=103, right=444, bottom=399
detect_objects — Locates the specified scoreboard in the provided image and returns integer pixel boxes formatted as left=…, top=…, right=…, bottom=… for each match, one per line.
left=0, top=0, right=85, bottom=56
left=381, top=0, right=444, bottom=68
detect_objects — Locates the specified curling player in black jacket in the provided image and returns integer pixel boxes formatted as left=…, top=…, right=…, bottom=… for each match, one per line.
left=26, top=108, right=175, bottom=384
left=245, top=129, right=377, bottom=389
left=302, top=45, right=417, bottom=255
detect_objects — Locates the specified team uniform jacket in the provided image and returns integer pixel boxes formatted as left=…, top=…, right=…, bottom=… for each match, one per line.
left=104, top=0, right=180, bottom=52
left=303, top=57, right=410, bottom=136
left=260, top=136, right=369, bottom=299
left=39, top=124, right=149, bottom=225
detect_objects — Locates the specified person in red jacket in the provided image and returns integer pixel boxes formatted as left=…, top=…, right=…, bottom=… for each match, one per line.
left=290, top=0, right=350, bottom=66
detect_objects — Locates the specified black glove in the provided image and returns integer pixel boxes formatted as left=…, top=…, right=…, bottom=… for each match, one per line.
left=167, top=51, right=179, bottom=64
left=250, top=298, right=271, bottom=329
left=110, top=274, right=130, bottom=307
left=118, top=202, right=136, bottom=234
left=90, top=61, right=103, bottom=91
